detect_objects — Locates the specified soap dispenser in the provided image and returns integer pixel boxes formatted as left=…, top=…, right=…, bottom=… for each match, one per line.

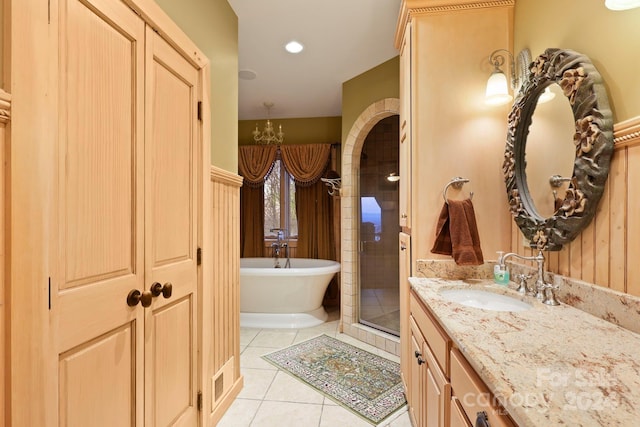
left=494, top=251, right=510, bottom=285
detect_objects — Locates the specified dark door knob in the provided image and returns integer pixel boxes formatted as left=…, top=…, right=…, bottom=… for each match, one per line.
left=475, top=411, right=490, bottom=427
left=151, top=282, right=173, bottom=299
left=127, top=289, right=153, bottom=307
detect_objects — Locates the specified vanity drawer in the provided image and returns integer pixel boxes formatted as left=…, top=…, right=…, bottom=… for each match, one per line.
left=450, top=348, right=515, bottom=427
left=410, top=290, right=450, bottom=376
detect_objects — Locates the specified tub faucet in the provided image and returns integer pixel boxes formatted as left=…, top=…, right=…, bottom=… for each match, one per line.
left=498, top=250, right=559, bottom=306
left=271, top=242, right=281, bottom=268
left=281, top=242, right=291, bottom=268
left=269, top=228, right=290, bottom=268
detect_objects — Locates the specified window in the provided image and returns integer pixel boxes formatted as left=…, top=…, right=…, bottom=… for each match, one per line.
left=264, top=160, right=298, bottom=238
left=360, top=197, right=381, bottom=242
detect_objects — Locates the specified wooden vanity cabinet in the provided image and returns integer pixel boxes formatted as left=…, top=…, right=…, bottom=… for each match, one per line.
left=450, top=349, right=516, bottom=427
left=408, top=289, right=515, bottom=427
left=409, top=290, right=451, bottom=427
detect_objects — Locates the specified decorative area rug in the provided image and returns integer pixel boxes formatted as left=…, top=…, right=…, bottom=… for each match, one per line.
left=262, top=334, right=406, bottom=425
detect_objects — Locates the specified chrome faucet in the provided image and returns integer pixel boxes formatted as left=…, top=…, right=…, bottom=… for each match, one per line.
left=269, top=228, right=290, bottom=268
left=498, top=250, right=560, bottom=306
left=271, top=241, right=281, bottom=268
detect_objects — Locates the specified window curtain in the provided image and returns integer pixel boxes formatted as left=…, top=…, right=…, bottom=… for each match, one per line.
left=238, top=145, right=278, bottom=257
left=280, top=144, right=334, bottom=260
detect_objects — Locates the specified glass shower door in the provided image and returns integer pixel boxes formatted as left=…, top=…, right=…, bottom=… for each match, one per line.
left=358, top=116, right=400, bottom=336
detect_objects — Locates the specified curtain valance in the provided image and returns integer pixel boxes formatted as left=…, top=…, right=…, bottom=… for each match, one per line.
left=280, top=144, right=331, bottom=187
left=238, top=143, right=332, bottom=188
left=238, top=145, right=278, bottom=187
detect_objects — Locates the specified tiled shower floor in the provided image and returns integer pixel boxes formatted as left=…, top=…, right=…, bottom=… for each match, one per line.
left=218, top=307, right=411, bottom=427
left=360, top=288, right=400, bottom=335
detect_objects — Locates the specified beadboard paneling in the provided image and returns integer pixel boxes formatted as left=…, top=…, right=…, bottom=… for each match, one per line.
left=210, top=167, right=242, bottom=372
left=208, top=166, right=243, bottom=421
left=510, top=116, right=640, bottom=296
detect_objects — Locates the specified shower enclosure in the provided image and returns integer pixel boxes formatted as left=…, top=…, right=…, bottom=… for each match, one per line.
left=358, top=116, right=400, bottom=336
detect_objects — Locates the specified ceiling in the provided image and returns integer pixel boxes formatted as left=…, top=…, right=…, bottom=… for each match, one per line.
left=227, top=0, right=402, bottom=121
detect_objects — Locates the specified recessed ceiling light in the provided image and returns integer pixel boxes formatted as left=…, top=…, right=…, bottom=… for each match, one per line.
left=285, top=41, right=304, bottom=54
left=605, top=0, right=640, bottom=9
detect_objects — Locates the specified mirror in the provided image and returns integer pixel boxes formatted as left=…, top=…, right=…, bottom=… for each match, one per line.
left=525, top=83, right=575, bottom=218
left=503, top=48, right=614, bottom=251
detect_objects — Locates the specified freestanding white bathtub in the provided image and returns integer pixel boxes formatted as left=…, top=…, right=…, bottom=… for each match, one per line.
left=240, top=257, right=341, bottom=328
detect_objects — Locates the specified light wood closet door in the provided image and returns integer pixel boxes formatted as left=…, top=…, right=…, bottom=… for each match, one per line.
left=56, top=1, right=200, bottom=426
left=57, top=0, right=145, bottom=425
left=144, top=28, right=199, bottom=427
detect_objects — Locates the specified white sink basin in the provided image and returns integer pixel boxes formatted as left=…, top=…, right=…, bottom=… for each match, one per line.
left=439, top=288, right=532, bottom=312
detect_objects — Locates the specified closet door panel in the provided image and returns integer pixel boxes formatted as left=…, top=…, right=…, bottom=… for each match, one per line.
left=59, top=324, right=135, bottom=426
left=57, top=0, right=145, bottom=425
left=151, top=297, right=193, bottom=426
left=62, top=0, right=143, bottom=287
left=144, top=28, right=199, bottom=427
left=150, top=53, right=193, bottom=264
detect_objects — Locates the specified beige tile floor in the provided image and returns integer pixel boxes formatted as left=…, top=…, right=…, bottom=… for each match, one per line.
left=218, top=308, right=411, bottom=427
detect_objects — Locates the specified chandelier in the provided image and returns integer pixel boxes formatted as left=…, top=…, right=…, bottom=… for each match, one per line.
left=253, top=102, right=284, bottom=145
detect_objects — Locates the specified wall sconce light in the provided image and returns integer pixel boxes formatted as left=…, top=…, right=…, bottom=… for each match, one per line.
left=386, top=172, right=400, bottom=182
left=485, top=49, right=516, bottom=106
left=537, top=86, right=556, bottom=104
left=605, top=0, right=640, bottom=10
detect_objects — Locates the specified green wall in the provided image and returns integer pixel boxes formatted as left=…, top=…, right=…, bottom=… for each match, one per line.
left=156, top=0, right=239, bottom=172
left=341, top=56, right=400, bottom=145
left=238, top=116, right=341, bottom=146
left=515, top=0, right=640, bottom=122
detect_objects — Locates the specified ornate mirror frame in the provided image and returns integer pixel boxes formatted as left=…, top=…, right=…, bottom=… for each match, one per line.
left=503, top=48, right=614, bottom=251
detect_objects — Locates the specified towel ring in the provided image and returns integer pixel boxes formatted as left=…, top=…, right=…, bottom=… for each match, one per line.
left=443, top=177, right=473, bottom=204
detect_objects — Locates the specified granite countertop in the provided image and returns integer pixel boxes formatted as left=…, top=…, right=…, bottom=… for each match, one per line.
left=409, top=276, right=640, bottom=427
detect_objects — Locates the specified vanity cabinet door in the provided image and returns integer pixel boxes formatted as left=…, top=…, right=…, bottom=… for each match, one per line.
left=399, top=232, right=412, bottom=396
left=424, top=341, right=451, bottom=427
left=410, top=313, right=451, bottom=427
left=409, top=318, right=426, bottom=427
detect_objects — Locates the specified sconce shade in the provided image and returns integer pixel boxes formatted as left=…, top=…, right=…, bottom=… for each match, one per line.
left=537, top=86, right=556, bottom=104
left=605, top=0, right=640, bottom=9
left=485, top=70, right=512, bottom=106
